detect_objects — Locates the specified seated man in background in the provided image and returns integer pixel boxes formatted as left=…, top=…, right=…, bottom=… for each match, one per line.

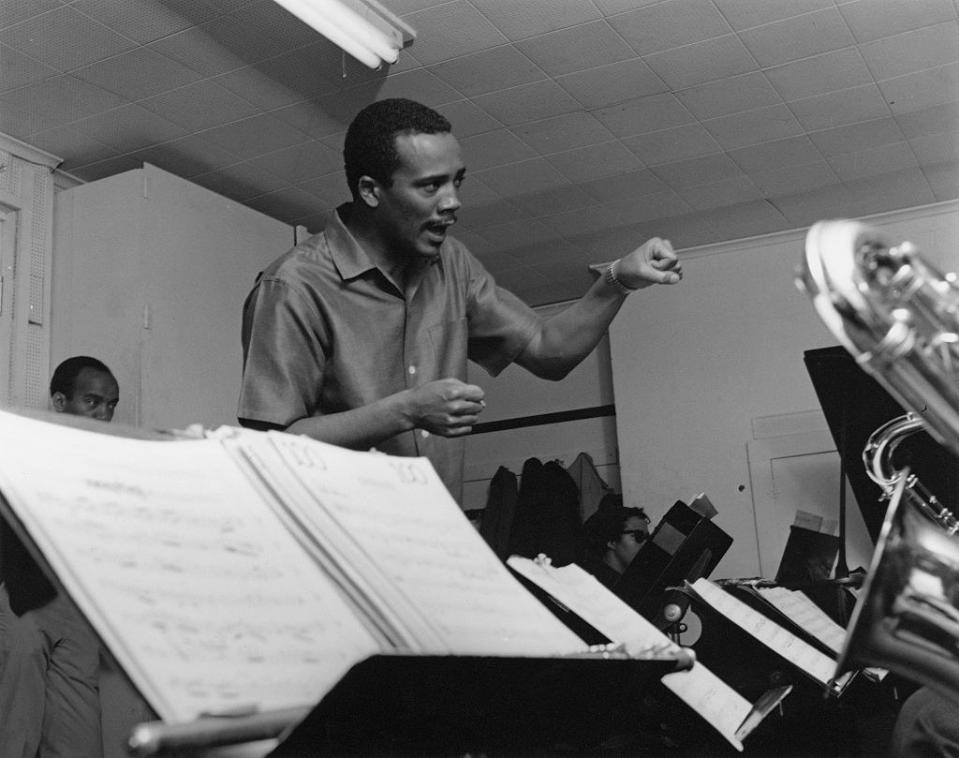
left=0, top=356, right=119, bottom=758
left=580, top=497, right=650, bottom=590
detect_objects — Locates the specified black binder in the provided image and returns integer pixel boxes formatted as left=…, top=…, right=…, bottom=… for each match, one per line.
left=615, top=497, right=732, bottom=625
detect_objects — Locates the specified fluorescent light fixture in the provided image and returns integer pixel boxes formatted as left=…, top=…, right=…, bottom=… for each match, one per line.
left=272, top=0, right=416, bottom=69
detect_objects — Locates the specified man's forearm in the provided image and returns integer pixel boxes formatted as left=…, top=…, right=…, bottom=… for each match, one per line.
left=284, top=393, right=413, bottom=450
left=516, top=274, right=626, bottom=380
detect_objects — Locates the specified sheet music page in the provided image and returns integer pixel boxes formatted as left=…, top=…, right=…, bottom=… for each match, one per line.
left=242, top=431, right=586, bottom=657
left=0, top=410, right=381, bottom=723
left=691, top=579, right=839, bottom=686
left=507, top=557, right=751, bottom=751
left=754, top=586, right=846, bottom=654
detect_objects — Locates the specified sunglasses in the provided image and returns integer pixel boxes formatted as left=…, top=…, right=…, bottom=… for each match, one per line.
left=621, top=529, right=649, bottom=542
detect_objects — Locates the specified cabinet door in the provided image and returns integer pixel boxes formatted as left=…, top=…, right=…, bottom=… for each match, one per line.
left=52, top=164, right=293, bottom=430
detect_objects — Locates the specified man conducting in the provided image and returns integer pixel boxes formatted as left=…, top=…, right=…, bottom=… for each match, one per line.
left=238, top=98, right=682, bottom=501
left=0, top=356, right=119, bottom=757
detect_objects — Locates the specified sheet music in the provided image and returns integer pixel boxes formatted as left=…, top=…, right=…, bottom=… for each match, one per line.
left=0, top=410, right=381, bottom=723
left=240, top=431, right=587, bottom=657
left=692, top=579, right=847, bottom=689
left=754, top=586, right=846, bottom=654
left=507, top=557, right=752, bottom=751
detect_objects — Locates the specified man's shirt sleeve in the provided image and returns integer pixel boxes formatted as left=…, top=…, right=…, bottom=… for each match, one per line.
left=238, top=277, right=328, bottom=428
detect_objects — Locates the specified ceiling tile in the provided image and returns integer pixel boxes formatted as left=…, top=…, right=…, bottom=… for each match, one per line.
left=403, top=1, right=508, bottom=65
left=678, top=176, right=763, bottom=210
left=606, top=0, right=732, bottom=56
left=765, top=48, right=873, bottom=102
left=788, top=83, right=893, bottom=131
left=147, top=25, right=249, bottom=77
left=457, top=197, right=532, bottom=231
left=701, top=103, right=805, bottom=150
left=138, top=81, right=259, bottom=132
left=644, top=34, right=758, bottom=91
left=651, top=153, right=746, bottom=189
left=860, top=21, right=959, bottom=81
left=70, top=0, right=224, bottom=44
left=246, top=186, right=322, bottom=223
left=435, top=100, right=503, bottom=137
left=476, top=217, right=559, bottom=249
left=0, top=0, right=62, bottom=30
left=245, top=140, right=342, bottom=184
left=708, top=200, right=790, bottom=240
left=828, top=141, right=919, bottom=180
left=749, top=158, right=839, bottom=197
left=621, top=123, right=724, bottom=166
left=457, top=175, right=502, bottom=208
left=895, top=100, right=959, bottom=137
left=72, top=102, right=188, bottom=153
left=458, top=129, right=538, bottom=171
left=845, top=167, right=936, bottom=214
left=577, top=169, right=669, bottom=203
left=594, top=93, right=695, bottom=137
left=67, top=154, right=143, bottom=183
left=0, top=74, right=127, bottom=135
left=473, top=156, right=569, bottom=196
left=910, top=130, right=959, bottom=163
left=545, top=141, right=644, bottom=183
left=271, top=101, right=348, bottom=140
left=511, top=111, right=616, bottom=154
left=133, top=133, right=240, bottom=178
left=26, top=123, right=119, bottom=168
left=675, top=72, right=781, bottom=120
left=837, top=0, right=956, bottom=44
left=0, top=5, right=136, bottom=72
left=0, top=42, right=58, bottom=93
left=469, top=0, right=601, bottom=41
left=242, top=42, right=362, bottom=102
left=373, top=68, right=465, bottom=108
left=554, top=58, right=667, bottom=109
left=771, top=182, right=859, bottom=227
left=72, top=47, right=202, bottom=100
left=738, top=8, right=856, bottom=67
left=429, top=45, right=546, bottom=97
left=513, top=21, right=635, bottom=77
left=472, top=80, right=582, bottom=125
left=214, top=65, right=305, bottom=111
left=728, top=136, right=825, bottom=173
left=512, top=183, right=597, bottom=216
left=295, top=171, right=351, bottom=207
left=923, top=160, right=959, bottom=200
left=191, top=160, right=288, bottom=202
left=879, top=61, right=959, bottom=114
left=198, top=113, right=308, bottom=159
left=807, top=117, right=906, bottom=155
left=712, top=0, right=835, bottom=31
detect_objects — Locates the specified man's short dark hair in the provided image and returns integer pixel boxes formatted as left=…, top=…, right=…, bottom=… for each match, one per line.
left=50, top=356, right=114, bottom=398
left=582, top=496, right=649, bottom=554
left=343, top=98, right=452, bottom=197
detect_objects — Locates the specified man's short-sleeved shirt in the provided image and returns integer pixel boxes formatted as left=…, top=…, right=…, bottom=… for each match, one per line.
left=238, top=204, right=541, bottom=501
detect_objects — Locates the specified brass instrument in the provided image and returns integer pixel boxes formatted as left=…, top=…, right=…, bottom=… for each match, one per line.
left=862, top=413, right=959, bottom=534
left=798, top=218, right=959, bottom=702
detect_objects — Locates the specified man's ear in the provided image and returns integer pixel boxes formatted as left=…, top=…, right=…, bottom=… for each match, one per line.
left=357, top=175, right=380, bottom=208
left=51, top=392, right=67, bottom=412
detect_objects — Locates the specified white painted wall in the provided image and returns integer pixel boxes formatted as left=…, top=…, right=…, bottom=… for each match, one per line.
left=610, top=200, right=959, bottom=579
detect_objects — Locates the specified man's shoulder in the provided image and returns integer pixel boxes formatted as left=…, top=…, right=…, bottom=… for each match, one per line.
left=260, top=231, right=334, bottom=281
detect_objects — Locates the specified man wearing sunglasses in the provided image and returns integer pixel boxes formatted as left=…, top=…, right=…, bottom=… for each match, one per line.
left=580, top=498, right=651, bottom=590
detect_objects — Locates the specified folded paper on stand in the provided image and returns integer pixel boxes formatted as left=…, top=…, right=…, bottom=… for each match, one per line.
left=507, top=556, right=789, bottom=751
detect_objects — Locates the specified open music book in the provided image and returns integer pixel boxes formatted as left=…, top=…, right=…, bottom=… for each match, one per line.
left=0, top=408, right=686, bottom=736
left=508, top=556, right=790, bottom=752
